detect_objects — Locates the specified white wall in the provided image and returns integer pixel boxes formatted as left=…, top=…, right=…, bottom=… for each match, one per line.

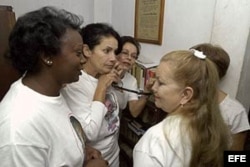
left=211, top=0, right=250, bottom=98
left=94, top=0, right=112, bottom=23
left=237, top=30, right=250, bottom=112
left=0, top=0, right=94, bottom=26
left=112, top=0, right=250, bottom=101
left=112, top=0, right=135, bottom=36
left=112, top=0, right=216, bottom=61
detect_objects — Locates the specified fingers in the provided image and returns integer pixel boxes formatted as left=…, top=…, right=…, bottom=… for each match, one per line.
left=105, top=160, right=109, bottom=166
left=113, top=61, right=121, bottom=70
left=97, top=63, right=123, bottom=87
left=85, top=145, right=102, bottom=159
left=145, top=78, right=156, bottom=91
left=147, top=78, right=156, bottom=85
left=109, top=69, right=122, bottom=84
left=98, top=73, right=119, bottom=88
left=112, top=62, right=124, bottom=77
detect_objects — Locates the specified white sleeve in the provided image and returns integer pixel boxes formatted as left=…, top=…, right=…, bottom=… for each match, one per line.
left=231, top=109, right=250, bottom=133
left=133, top=118, right=191, bottom=167
left=133, top=125, right=166, bottom=167
left=74, top=101, right=108, bottom=141
left=222, top=97, right=250, bottom=134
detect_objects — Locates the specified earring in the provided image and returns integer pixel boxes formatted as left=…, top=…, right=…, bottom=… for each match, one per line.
left=46, top=60, right=53, bottom=65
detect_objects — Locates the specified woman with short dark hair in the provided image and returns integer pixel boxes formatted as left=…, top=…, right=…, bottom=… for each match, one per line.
left=62, top=23, right=122, bottom=167
left=0, top=6, right=108, bottom=167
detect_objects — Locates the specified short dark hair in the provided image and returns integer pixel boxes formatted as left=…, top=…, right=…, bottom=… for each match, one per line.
left=120, top=36, right=141, bottom=56
left=8, top=6, right=83, bottom=73
left=80, top=23, right=121, bottom=54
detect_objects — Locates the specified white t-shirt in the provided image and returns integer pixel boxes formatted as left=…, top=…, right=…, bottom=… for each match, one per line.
left=114, top=72, right=138, bottom=110
left=61, top=71, right=120, bottom=167
left=0, top=78, right=84, bottom=167
left=133, top=116, right=191, bottom=167
left=220, top=94, right=250, bottom=134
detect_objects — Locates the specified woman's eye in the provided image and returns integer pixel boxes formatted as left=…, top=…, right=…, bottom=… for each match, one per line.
left=131, top=54, right=138, bottom=59
left=158, top=81, right=164, bottom=86
left=121, top=51, right=128, bottom=55
left=103, top=48, right=111, bottom=54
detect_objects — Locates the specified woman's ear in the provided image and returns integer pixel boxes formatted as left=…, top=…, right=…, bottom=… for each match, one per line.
left=82, top=44, right=92, bottom=58
left=180, top=86, right=193, bottom=105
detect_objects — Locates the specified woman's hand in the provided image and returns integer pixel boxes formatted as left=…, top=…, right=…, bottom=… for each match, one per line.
left=94, top=61, right=124, bottom=103
left=144, top=77, right=155, bottom=93
left=83, top=158, right=109, bottom=167
left=97, top=62, right=124, bottom=89
left=85, top=145, right=102, bottom=160
left=83, top=145, right=109, bottom=167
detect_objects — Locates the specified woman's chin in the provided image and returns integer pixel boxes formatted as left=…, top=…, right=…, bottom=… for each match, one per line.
left=154, top=101, right=160, bottom=108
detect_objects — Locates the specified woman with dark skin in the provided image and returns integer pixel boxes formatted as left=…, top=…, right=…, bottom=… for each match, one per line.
left=0, top=6, right=108, bottom=167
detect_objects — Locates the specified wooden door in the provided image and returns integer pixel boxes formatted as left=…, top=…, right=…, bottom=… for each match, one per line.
left=0, top=5, right=20, bottom=101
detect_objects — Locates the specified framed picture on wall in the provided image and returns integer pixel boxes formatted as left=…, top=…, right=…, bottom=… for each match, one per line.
left=134, top=0, right=165, bottom=45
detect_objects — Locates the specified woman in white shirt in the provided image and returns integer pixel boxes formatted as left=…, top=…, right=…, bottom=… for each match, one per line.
left=0, top=6, right=107, bottom=167
left=61, top=23, right=122, bottom=167
left=115, top=36, right=152, bottom=117
left=133, top=50, right=230, bottom=167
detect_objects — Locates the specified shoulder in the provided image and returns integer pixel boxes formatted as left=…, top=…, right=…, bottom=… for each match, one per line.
left=134, top=121, right=166, bottom=153
left=137, top=116, right=184, bottom=145
left=1, top=78, right=35, bottom=109
left=62, top=71, right=96, bottom=98
left=220, top=95, right=250, bottom=133
left=135, top=116, right=184, bottom=151
left=134, top=116, right=191, bottom=166
left=220, top=95, right=247, bottom=115
left=123, top=72, right=137, bottom=82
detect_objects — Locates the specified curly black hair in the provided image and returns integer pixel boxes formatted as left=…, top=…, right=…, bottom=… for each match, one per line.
left=8, top=6, right=83, bottom=73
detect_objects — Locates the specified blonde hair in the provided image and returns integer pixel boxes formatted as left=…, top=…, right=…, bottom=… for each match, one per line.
left=162, top=50, right=230, bottom=167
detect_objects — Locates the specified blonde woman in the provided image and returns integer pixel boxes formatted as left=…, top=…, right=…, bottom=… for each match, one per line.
left=133, top=50, right=230, bottom=167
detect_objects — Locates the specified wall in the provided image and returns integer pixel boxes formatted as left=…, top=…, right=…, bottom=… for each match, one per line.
left=211, top=0, right=250, bottom=100
left=237, top=30, right=250, bottom=112
left=113, top=0, right=216, bottom=59
left=0, top=0, right=94, bottom=26
left=94, top=0, right=112, bottom=23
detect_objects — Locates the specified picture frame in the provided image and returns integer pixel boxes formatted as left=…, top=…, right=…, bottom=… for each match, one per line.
left=134, top=0, right=165, bottom=45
